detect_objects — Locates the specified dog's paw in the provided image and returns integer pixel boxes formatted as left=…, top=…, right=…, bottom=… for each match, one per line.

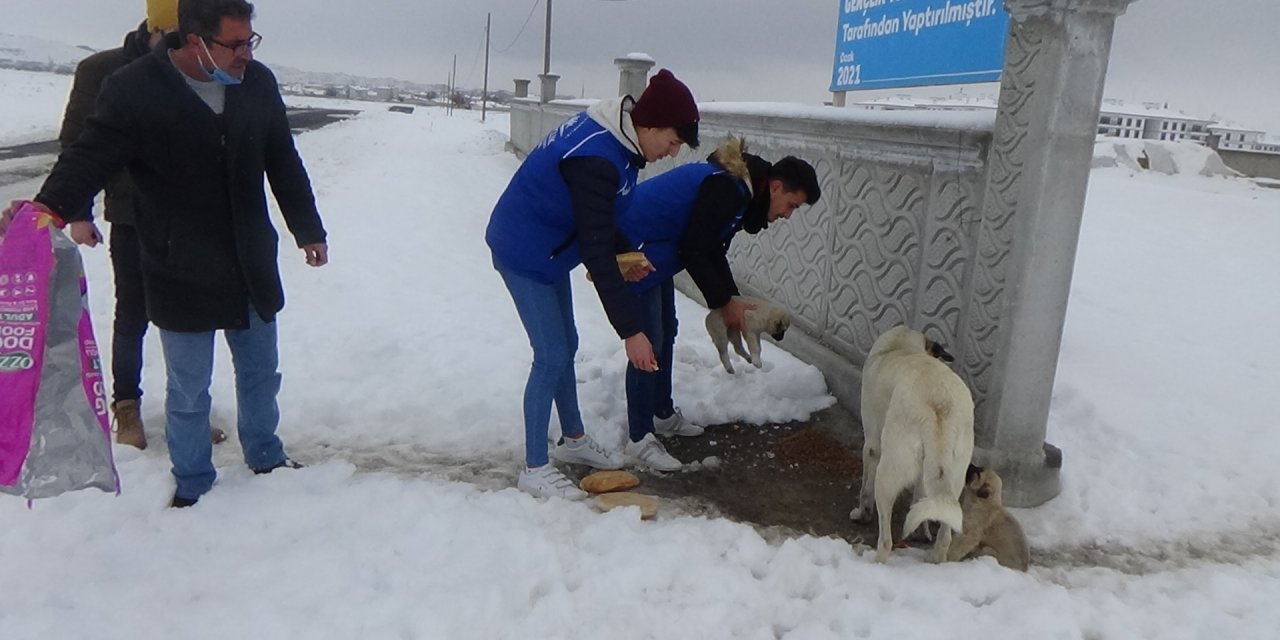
left=874, top=546, right=891, bottom=564
left=750, top=357, right=763, bottom=369
left=849, top=505, right=874, bottom=523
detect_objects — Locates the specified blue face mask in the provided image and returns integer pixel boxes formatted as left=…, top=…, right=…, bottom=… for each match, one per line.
left=198, top=39, right=242, bottom=86
left=209, top=67, right=242, bottom=86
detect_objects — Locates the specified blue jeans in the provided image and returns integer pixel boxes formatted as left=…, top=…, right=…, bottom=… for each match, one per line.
left=625, top=278, right=677, bottom=442
left=159, top=310, right=286, bottom=500
left=496, top=263, right=587, bottom=467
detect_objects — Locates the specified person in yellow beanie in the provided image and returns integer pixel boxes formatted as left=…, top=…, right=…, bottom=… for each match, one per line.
left=57, top=4, right=224, bottom=451
left=146, top=0, right=179, bottom=32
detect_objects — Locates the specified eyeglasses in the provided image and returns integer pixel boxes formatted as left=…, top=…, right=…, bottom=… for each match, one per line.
left=206, top=32, right=262, bottom=57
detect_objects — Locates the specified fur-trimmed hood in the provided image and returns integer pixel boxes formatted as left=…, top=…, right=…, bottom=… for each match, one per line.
left=707, top=136, right=753, bottom=196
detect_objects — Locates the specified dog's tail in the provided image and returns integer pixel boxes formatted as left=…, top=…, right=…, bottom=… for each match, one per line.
left=903, top=496, right=964, bottom=537
left=902, top=395, right=971, bottom=536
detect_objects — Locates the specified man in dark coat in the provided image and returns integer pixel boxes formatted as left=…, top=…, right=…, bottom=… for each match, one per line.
left=23, top=0, right=327, bottom=507
left=57, top=4, right=226, bottom=450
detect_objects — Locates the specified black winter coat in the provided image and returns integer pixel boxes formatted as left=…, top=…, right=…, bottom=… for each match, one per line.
left=36, top=46, right=326, bottom=333
left=676, top=155, right=773, bottom=309
left=56, top=23, right=152, bottom=225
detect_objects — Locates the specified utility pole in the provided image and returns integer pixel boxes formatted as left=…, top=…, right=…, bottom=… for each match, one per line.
left=542, top=0, right=552, bottom=75
left=449, top=54, right=457, bottom=116
left=482, top=13, right=491, bottom=123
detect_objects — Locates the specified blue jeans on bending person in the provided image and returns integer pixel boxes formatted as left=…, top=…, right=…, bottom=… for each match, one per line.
left=496, top=261, right=589, bottom=468
left=625, top=278, right=677, bottom=442
left=159, top=309, right=287, bottom=501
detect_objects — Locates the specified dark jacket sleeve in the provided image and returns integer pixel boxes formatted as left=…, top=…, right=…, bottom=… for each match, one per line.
left=58, top=58, right=100, bottom=149
left=560, top=156, right=642, bottom=339
left=678, top=174, right=746, bottom=309
left=261, top=68, right=326, bottom=247
left=56, top=53, right=114, bottom=220
left=36, top=74, right=139, bottom=223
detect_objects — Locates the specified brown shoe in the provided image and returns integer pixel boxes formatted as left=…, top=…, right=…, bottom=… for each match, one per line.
left=111, top=399, right=147, bottom=450
left=211, top=426, right=228, bottom=444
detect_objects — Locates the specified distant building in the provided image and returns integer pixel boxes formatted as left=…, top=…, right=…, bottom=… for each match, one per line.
left=851, top=95, right=1265, bottom=150
left=1097, top=101, right=1213, bottom=144
left=1207, top=122, right=1265, bottom=150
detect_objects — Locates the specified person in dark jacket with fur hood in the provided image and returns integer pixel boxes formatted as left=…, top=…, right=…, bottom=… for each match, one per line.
left=487, top=69, right=700, bottom=499
left=615, top=138, right=820, bottom=466
left=15, top=0, right=326, bottom=508
left=57, top=0, right=226, bottom=450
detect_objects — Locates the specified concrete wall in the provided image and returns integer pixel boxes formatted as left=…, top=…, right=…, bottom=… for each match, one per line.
left=1218, top=149, right=1280, bottom=180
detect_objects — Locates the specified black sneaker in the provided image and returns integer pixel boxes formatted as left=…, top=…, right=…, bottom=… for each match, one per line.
left=253, top=459, right=304, bottom=475
left=170, top=494, right=199, bottom=508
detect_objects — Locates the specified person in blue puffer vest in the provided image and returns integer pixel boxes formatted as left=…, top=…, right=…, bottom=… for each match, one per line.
left=614, top=138, right=820, bottom=468
left=486, top=69, right=700, bottom=500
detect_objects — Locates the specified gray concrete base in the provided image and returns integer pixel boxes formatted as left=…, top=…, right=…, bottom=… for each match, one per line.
left=973, top=442, right=1062, bottom=508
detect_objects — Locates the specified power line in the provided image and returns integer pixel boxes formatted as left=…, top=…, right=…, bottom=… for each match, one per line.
left=492, top=0, right=541, bottom=54
left=462, top=22, right=486, bottom=85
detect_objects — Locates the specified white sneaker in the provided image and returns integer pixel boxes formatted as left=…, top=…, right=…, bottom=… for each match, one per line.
left=517, top=465, right=587, bottom=500
left=625, top=433, right=683, bottom=472
left=654, top=408, right=704, bottom=437
left=552, top=434, right=625, bottom=470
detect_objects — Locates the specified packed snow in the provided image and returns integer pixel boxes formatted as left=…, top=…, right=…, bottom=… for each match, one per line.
left=2, top=70, right=1279, bottom=639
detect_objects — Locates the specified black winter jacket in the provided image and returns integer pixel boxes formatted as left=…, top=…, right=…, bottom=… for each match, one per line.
left=677, top=155, right=772, bottom=309
left=36, top=46, right=326, bottom=332
left=56, top=23, right=152, bottom=225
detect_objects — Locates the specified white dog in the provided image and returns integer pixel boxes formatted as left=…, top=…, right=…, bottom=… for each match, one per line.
left=704, top=296, right=791, bottom=374
left=851, top=325, right=975, bottom=564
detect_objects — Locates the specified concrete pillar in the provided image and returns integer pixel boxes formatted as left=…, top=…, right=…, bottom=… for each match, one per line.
left=614, top=54, right=655, bottom=98
left=513, top=79, right=531, bottom=99
left=959, top=0, right=1139, bottom=506
left=538, top=73, right=560, bottom=104
left=832, top=91, right=847, bottom=107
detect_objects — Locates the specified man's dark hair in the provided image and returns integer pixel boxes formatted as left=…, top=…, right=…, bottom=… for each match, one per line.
left=770, top=156, right=821, bottom=205
left=179, top=0, right=255, bottom=40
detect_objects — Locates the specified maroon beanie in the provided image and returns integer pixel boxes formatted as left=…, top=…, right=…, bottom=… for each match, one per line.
left=631, top=69, right=700, bottom=148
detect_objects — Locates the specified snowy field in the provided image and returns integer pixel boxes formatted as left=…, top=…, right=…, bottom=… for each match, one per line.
left=2, top=70, right=1279, bottom=639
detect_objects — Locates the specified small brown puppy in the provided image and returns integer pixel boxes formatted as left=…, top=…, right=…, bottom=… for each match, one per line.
left=704, top=296, right=791, bottom=374
left=946, top=465, right=1030, bottom=571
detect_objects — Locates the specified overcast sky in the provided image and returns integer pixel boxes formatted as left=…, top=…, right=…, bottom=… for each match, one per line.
left=5, top=0, right=1279, bottom=133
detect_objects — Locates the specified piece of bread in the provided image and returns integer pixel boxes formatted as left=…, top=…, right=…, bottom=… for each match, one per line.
left=595, top=492, right=659, bottom=519
left=615, top=251, right=650, bottom=271
left=585, top=252, right=652, bottom=281
left=580, top=470, right=640, bottom=494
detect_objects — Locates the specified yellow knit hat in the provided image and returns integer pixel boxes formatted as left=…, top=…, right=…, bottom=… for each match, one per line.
left=146, top=0, right=179, bottom=33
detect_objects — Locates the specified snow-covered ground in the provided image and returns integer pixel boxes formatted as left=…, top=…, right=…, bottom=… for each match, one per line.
left=2, top=70, right=1279, bottom=639
left=0, top=68, right=76, bottom=145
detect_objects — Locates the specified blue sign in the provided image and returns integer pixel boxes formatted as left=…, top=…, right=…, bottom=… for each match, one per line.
left=831, top=0, right=1011, bottom=91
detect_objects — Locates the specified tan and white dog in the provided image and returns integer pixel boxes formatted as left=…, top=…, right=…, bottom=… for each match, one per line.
left=851, top=325, right=975, bottom=564
left=704, top=296, right=791, bottom=374
left=947, top=465, right=1030, bottom=571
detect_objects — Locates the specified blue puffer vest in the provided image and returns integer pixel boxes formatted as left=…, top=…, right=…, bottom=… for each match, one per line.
left=486, top=110, right=639, bottom=283
left=616, top=162, right=747, bottom=293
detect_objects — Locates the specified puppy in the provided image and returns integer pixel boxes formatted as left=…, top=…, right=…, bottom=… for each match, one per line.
left=851, top=325, right=975, bottom=564
left=704, top=296, right=791, bottom=374
left=947, top=465, right=1030, bottom=571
